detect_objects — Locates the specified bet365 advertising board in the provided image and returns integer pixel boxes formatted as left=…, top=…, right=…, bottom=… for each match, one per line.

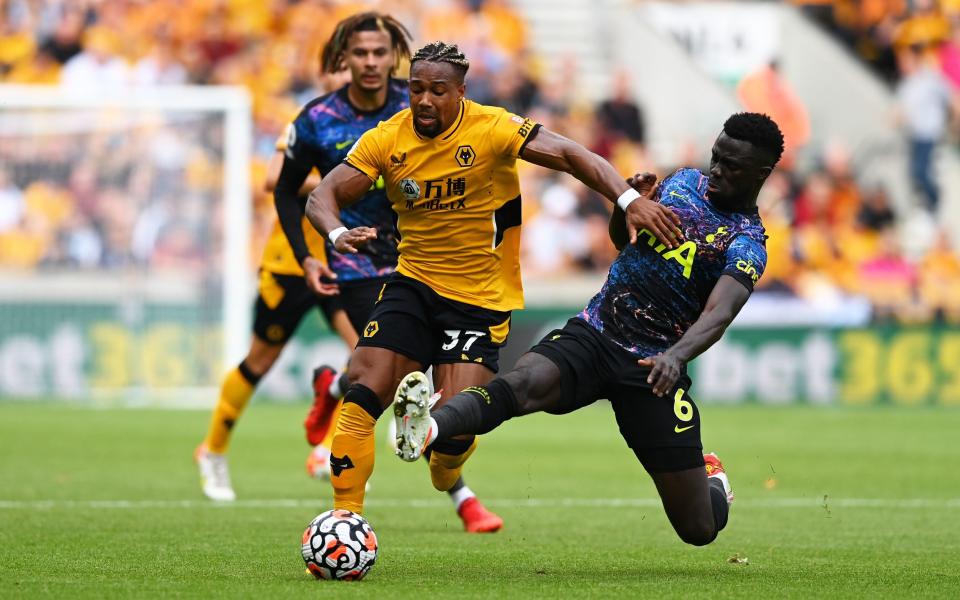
left=0, top=303, right=957, bottom=407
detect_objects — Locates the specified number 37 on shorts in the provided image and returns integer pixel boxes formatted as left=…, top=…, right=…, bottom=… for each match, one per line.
left=441, top=329, right=486, bottom=352
left=442, top=329, right=492, bottom=365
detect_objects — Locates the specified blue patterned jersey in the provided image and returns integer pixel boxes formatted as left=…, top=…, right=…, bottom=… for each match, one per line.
left=579, top=168, right=767, bottom=358
left=284, top=79, right=408, bottom=281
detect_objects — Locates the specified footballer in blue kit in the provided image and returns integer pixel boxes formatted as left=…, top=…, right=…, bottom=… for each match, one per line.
left=393, top=112, right=785, bottom=547
left=580, top=166, right=768, bottom=361
left=276, top=72, right=408, bottom=333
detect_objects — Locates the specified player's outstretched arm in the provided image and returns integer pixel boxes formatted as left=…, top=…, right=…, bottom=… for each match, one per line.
left=519, top=128, right=682, bottom=249
left=274, top=153, right=317, bottom=267
left=274, top=153, right=339, bottom=297
left=639, top=275, right=751, bottom=396
left=609, top=172, right=659, bottom=251
left=305, top=163, right=379, bottom=255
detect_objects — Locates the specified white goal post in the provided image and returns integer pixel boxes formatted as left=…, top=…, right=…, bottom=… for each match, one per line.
left=0, top=84, right=252, bottom=403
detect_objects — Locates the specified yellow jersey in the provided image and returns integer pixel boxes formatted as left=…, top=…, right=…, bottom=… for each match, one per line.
left=344, top=99, right=538, bottom=311
left=259, top=218, right=327, bottom=276
left=259, top=129, right=327, bottom=276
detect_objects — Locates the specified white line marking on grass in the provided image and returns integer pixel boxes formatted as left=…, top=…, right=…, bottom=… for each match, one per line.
left=0, top=498, right=958, bottom=510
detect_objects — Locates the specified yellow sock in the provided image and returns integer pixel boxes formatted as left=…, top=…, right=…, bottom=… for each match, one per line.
left=330, top=401, right=377, bottom=514
left=320, top=399, right=343, bottom=448
left=429, top=437, right=478, bottom=492
left=203, top=367, right=255, bottom=454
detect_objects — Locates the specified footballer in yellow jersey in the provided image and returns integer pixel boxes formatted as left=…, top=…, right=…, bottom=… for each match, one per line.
left=343, top=97, right=531, bottom=312
left=305, top=42, right=682, bottom=516
left=199, top=19, right=503, bottom=532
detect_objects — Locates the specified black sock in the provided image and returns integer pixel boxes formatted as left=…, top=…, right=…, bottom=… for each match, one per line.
left=708, top=478, right=729, bottom=532
left=237, top=360, right=263, bottom=385
left=432, top=378, right=519, bottom=440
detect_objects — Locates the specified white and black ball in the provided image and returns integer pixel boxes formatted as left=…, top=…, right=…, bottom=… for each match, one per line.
left=301, top=509, right=378, bottom=581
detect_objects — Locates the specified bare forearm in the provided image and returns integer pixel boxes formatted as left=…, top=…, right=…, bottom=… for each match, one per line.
left=562, top=146, right=630, bottom=201
left=521, top=129, right=628, bottom=201
left=305, top=164, right=379, bottom=238
left=666, top=309, right=734, bottom=363
left=305, top=188, right=345, bottom=238
left=641, top=276, right=750, bottom=394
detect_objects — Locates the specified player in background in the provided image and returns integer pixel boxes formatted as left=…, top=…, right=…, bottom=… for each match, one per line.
left=305, top=42, right=682, bottom=518
left=194, top=126, right=348, bottom=501
left=393, top=113, right=783, bottom=547
left=193, top=13, right=393, bottom=502
left=277, top=18, right=505, bottom=532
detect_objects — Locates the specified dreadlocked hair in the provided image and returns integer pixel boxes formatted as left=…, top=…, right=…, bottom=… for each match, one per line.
left=320, top=12, right=413, bottom=74
left=410, top=41, right=470, bottom=79
left=723, top=112, right=785, bottom=167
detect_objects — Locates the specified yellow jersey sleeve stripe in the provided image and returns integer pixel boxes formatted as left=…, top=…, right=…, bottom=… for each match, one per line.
left=517, top=123, right=542, bottom=157
left=490, top=109, right=539, bottom=158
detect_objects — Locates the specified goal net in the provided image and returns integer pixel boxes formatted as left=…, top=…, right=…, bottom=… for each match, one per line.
left=0, top=85, right=252, bottom=405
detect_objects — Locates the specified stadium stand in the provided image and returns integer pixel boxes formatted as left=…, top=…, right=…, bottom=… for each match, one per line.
left=1, top=0, right=958, bottom=324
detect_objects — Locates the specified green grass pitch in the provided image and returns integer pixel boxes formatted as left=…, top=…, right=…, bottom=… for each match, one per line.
left=1, top=402, right=958, bottom=598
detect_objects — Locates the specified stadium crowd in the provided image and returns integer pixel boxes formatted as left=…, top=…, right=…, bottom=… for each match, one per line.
left=0, top=0, right=958, bottom=323
left=795, top=0, right=960, bottom=85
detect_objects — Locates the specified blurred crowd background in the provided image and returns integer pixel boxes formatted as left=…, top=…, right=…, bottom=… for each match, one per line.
left=1, top=0, right=959, bottom=324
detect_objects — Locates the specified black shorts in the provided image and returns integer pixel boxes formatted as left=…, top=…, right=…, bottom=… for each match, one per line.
left=529, top=318, right=704, bottom=473
left=337, top=276, right=391, bottom=334
left=253, top=271, right=342, bottom=344
left=356, top=273, right=511, bottom=372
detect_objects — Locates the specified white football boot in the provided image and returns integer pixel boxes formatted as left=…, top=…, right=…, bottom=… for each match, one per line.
left=195, top=445, right=236, bottom=502
left=393, top=371, right=438, bottom=462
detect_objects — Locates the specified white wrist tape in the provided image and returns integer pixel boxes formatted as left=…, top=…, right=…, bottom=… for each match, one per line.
left=616, top=188, right=642, bottom=211
left=328, top=226, right=348, bottom=245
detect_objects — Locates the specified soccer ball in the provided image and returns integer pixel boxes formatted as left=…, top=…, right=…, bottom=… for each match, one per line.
left=301, top=509, right=378, bottom=581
